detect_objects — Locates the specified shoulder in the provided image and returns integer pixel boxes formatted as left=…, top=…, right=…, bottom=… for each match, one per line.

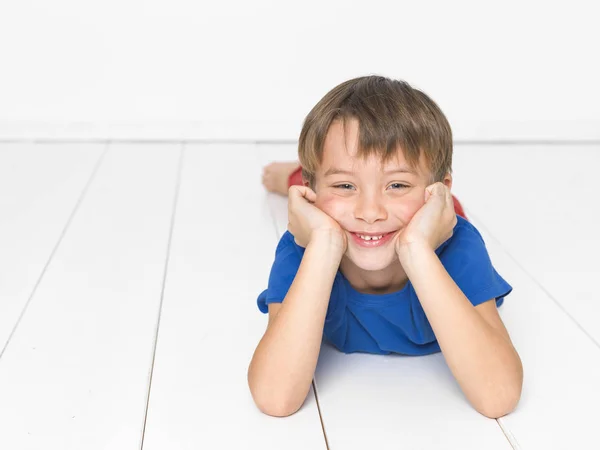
left=438, top=216, right=513, bottom=307
left=437, top=215, right=489, bottom=262
left=275, top=231, right=306, bottom=259
left=449, top=215, right=486, bottom=246
left=268, top=231, right=305, bottom=277
left=256, top=232, right=306, bottom=313
left=453, top=215, right=485, bottom=241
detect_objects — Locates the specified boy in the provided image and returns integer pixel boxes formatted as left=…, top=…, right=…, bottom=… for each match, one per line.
left=248, top=76, right=523, bottom=419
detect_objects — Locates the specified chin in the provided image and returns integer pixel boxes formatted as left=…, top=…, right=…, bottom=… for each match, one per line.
left=345, top=247, right=398, bottom=271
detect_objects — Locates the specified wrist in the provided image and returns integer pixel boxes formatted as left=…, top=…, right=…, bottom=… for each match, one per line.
left=396, top=239, right=434, bottom=266
left=309, top=229, right=346, bottom=258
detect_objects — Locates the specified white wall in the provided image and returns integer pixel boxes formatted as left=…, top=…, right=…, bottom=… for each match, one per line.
left=0, top=0, right=598, bottom=141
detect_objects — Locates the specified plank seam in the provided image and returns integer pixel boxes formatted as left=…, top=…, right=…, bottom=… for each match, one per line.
left=254, top=145, right=330, bottom=449
left=1, top=139, right=600, bottom=145
left=312, top=380, right=331, bottom=450
left=0, top=142, right=110, bottom=361
left=139, top=143, right=186, bottom=449
left=496, top=417, right=521, bottom=450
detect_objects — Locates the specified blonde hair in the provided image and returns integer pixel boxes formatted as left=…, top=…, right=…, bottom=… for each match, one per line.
left=298, top=75, right=453, bottom=188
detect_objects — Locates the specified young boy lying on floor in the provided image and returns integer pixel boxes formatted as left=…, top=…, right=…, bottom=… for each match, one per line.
left=248, top=75, right=523, bottom=419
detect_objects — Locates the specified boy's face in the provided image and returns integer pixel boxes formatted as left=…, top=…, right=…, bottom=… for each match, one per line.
left=313, top=118, right=451, bottom=272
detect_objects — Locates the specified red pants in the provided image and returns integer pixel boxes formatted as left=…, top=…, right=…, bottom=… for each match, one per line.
left=288, top=166, right=467, bottom=220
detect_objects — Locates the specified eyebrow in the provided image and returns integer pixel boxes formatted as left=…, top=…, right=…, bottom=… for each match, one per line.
left=324, top=167, right=417, bottom=177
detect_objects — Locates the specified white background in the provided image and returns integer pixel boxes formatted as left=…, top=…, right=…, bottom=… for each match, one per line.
left=0, top=0, right=598, bottom=140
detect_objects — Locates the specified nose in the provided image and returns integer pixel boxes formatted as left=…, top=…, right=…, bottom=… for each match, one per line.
left=354, top=191, right=388, bottom=224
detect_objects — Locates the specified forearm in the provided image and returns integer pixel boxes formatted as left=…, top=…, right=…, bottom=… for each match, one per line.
left=399, top=242, right=523, bottom=418
left=248, top=233, right=342, bottom=416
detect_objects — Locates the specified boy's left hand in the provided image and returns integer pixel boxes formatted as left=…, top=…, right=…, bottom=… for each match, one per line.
left=394, top=182, right=458, bottom=256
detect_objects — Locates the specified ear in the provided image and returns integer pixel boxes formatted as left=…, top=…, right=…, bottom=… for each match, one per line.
left=302, top=175, right=312, bottom=189
left=442, top=173, right=453, bottom=191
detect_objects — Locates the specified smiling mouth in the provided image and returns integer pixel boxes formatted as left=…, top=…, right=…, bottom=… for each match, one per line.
left=354, top=233, right=387, bottom=241
left=349, top=231, right=396, bottom=247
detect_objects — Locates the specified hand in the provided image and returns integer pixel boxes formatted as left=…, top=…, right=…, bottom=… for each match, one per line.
left=287, top=186, right=347, bottom=253
left=394, top=182, right=457, bottom=255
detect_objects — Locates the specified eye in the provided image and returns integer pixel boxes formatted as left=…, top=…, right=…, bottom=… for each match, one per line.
left=334, top=184, right=355, bottom=190
left=389, top=183, right=409, bottom=190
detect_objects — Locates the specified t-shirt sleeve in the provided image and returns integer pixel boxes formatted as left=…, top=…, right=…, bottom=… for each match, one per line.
left=257, top=231, right=304, bottom=314
left=439, top=222, right=513, bottom=308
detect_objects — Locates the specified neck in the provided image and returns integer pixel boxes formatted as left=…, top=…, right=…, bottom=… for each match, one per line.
left=339, top=257, right=408, bottom=295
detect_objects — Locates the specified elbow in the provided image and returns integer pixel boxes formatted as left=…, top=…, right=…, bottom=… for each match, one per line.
left=247, top=371, right=304, bottom=418
left=249, top=382, right=304, bottom=417
left=474, top=381, right=523, bottom=419
left=474, top=353, right=524, bottom=419
left=254, top=396, right=303, bottom=418
left=476, top=394, right=520, bottom=419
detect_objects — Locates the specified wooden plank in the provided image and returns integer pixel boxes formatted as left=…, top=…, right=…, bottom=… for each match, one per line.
left=466, top=213, right=600, bottom=449
left=0, top=143, right=104, bottom=353
left=314, top=345, right=513, bottom=449
left=452, top=145, right=600, bottom=345
left=0, top=143, right=180, bottom=449
left=141, top=144, right=326, bottom=450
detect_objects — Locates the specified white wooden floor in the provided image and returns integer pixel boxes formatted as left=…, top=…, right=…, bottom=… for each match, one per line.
left=0, top=141, right=598, bottom=450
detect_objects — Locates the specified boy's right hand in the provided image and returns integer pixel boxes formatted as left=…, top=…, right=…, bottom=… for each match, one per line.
left=287, top=186, right=347, bottom=254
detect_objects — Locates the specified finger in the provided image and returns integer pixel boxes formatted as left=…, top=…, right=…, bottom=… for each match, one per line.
left=424, top=188, right=431, bottom=202
left=424, top=183, right=440, bottom=201
left=442, top=184, right=452, bottom=202
left=288, top=185, right=301, bottom=197
left=294, top=185, right=316, bottom=199
left=289, top=185, right=317, bottom=203
left=433, top=182, right=446, bottom=195
left=303, top=187, right=317, bottom=203
left=431, top=183, right=451, bottom=201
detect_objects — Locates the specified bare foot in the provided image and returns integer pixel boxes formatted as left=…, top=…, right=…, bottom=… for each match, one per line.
left=262, top=161, right=300, bottom=196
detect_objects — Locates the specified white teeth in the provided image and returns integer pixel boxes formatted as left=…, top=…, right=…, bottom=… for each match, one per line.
left=358, top=234, right=383, bottom=241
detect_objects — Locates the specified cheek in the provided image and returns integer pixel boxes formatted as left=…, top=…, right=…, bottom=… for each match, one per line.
left=315, top=193, right=346, bottom=218
left=405, top=196, right=425, bottom=213
left=391, top=193, right=426, bottom=221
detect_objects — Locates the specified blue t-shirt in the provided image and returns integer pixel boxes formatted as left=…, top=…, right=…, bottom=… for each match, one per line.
left=257, top=215, right=512, bottom=356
